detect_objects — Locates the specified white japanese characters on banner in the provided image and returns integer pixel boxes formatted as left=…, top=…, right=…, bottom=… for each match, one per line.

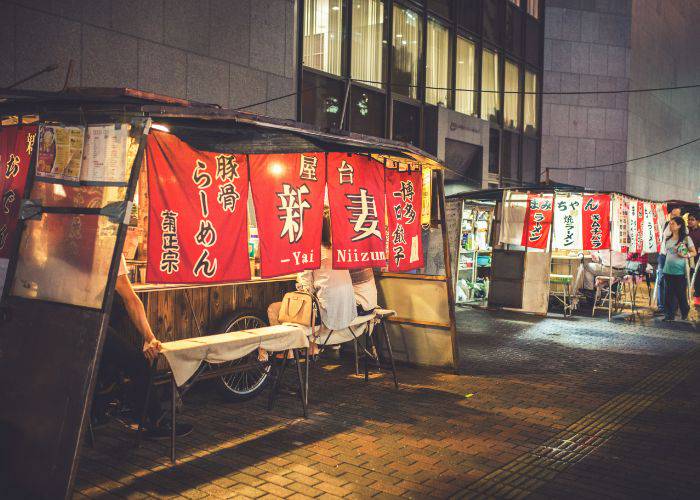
left=628, top=198, right=638, bottom=253
left=552, top=193, right=583, bottom=251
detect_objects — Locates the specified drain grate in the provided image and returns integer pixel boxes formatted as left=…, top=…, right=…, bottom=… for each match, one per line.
left=453, top=347, right=699, bottom=499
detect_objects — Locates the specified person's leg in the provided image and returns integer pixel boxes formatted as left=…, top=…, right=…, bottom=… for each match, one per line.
left=664, top=275, right=676, bottom=320
left=103, top=331, right=162, bottom=427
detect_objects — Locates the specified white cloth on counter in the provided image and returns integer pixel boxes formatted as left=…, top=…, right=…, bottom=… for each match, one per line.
left=288, top=311, right=378, bottom=346
left=161, top=324, right=309, bottom=386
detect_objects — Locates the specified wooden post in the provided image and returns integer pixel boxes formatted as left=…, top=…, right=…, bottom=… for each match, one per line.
left=437, top=170, right=460, bottom=372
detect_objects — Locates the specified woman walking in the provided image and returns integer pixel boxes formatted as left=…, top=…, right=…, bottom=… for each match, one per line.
left=663, top=216, right=696, bottom=321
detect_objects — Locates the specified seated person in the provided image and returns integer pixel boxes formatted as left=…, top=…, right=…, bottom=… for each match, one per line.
left=97, top=255, right=192, bottom=438
left=581, top=250, right=627, bottom=291
left=349, top=268, right=378, bottom=316
left=266, top=211, right=357, bottom=356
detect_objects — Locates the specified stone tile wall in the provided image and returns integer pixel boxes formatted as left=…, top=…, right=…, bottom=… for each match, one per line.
left=0, top=0, right=297, bottom=120
left=541, top=0, right=631, bottom=191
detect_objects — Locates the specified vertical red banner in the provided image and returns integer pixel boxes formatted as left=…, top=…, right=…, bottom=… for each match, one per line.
left=249, top=153, right=326, bottom=278
left=651, top=203, right=660, bottom=251
left=386, top=168, right=423, bottom=271
left=146, top=131, right=251, bottom=284
left=327, top=153, right=386, bottom=269
left=0, top=125, right=37, bottom=259
left=582, top=194, right=611, bottom=250
left=520, top=194, right=553, bottom=249
left=636, top=200, right=644, bottom=253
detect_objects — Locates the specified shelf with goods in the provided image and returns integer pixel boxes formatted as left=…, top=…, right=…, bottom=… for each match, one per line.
left=456, top=204, right=494, bottom=304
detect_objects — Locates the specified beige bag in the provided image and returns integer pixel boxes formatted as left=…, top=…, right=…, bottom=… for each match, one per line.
left=278, top=291, right=316, bottom=326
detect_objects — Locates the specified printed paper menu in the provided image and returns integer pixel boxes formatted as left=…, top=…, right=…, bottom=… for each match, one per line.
left=36, top=124, right=85, bottom=183
left=80, top=124, right=131, bottom=185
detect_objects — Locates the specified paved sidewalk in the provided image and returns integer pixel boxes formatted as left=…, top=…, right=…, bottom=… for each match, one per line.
left=75, top=310, right=699, bottom=499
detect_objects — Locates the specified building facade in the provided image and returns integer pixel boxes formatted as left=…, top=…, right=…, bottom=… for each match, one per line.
left=297, top=0, right=545, bottom=193
left=542, top=0, right=700, bottom=202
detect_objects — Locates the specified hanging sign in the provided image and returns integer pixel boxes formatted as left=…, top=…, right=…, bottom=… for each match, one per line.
left=582, top=194, right=611, bottom=250
left=520, top=193, right=553, bottom=250
left=627, top=198, right=638, bottom=253
left=650, top=203, right=661, bottom=251
left=80, top=123, right=131, bottom=185
left=552, top=193, right=583, bottom=251
left=146, top=131, right=250, bottom=284
left=642, top=202, right=658, bottom=254
left=35, top=124, right=84, bottom=184
left=386, top=168, right=424, bottom=271
left=611, top=195, right=629, bottom=253
left=249, top=153, right=326, bottom=278
left=635, top=200, right=644, bottom=253
left=421, top=168, right=431, bottom=225
left=0, top=125, right=36, bottom=260
left=655, top=203, right=667, bottom=244
left=327, top=153, right=386, bottom=269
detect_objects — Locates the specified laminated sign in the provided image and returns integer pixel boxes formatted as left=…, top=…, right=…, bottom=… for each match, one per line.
left=249, top=153, right=326, bottom=278
left=581, top=194, right=610, bottom=250
left=327, top=153, right=386, bottom=269
left=386, top=168, right=423, bottom=271
left=146, top=131, right=251, bottom=284
left=520, top=194, right=553, bottom=250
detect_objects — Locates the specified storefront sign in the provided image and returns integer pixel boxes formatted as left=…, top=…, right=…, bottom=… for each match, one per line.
left=327, top=153, right=386, bottom=269
left=552, top=193, right=582, bottom=251
left=0, top=125, right=37, bottom=292
left=520, top=193, right=553, bottom=250
left=421, top=168, right=431, bottom=225
left=627, top=198, right=638, bottom=253
left=611, top=195, right=629, bottom=253
left=249, top=153, right=326, bottom=278
left=642, top=202, right=658, bottom=254
left=582, top=194, right=611, bottom=250
left=146, top=131, right=250, bottom=283
left=636, top=200, right=644, bottom=253
left=386, top=168, right=424, bottom=271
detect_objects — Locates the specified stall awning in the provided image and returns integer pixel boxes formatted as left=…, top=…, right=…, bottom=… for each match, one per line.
left=0, top=87, right=444, bottom=170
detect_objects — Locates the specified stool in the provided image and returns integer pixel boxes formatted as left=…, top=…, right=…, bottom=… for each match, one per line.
left=550, top=274, right=574, bottom=316
left=592, top=276, right=621, bottom=321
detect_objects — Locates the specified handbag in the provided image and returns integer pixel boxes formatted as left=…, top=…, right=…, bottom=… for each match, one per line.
left=278, top=291, right=317, bottom=326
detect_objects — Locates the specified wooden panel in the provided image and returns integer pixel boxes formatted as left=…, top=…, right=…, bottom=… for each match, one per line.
left=383, top=322, right=453, bottom=368
left=0, top=298, right=107, bottom=497
left=376, top=276, right=450, bottom=325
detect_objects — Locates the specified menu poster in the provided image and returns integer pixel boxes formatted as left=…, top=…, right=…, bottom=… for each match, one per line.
left=80, top=124, right=131, bottom=185
left=35, top=124, right=85, bottom=184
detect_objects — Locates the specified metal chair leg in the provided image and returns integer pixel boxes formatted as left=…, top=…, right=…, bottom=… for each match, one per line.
left=304, top=347, right=309, bottom=408
left=170, top=376, right=177, bottom=464
left=353, top=339, right=359, bottom=375
left=268, top=351, right=289, bottom=411
left=292, top=349, right=307, bottom=418
left=363, top=330, right=369, bottom=382
left=86, top=414, right=95, bottom=448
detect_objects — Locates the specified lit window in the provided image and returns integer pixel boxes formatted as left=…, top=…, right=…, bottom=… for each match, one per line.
left=481, top=49, right=500, bottom=122
left=351, top=0, right=385, bottom=88
left=303, top=0, right=343, bottom=76
left=504, top=60, right=520, bottom=129
left=425, top=19, right=451, bottom=107
left=455, top=36, right=476, bottom=116
left=392, top=4, right=422, bottom=100
left=527, top=0, right=539, bottom=18
left=524, top=70, right=538, bottom=133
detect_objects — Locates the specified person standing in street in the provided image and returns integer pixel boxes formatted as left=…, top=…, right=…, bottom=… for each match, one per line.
left=662, top=216, right=696, bottom=322
left=655, top=206, right=682, bottom=315
left=687, top=212, right=700, bottom=306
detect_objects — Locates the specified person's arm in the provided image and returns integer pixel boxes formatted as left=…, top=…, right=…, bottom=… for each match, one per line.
left=686, top=238, right=697, bottom=259
left=115, top=274, right=161, bottom=360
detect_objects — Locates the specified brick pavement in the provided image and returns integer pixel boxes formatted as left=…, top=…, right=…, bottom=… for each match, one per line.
left=75, top=310, right=699, bottom=499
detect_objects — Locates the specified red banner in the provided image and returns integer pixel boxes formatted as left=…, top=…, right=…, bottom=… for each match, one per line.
left=249, top=153, right=326, bottom=278
left=521, top=194, right=553, bottom=249
left=651, top=203, right=660, bottom=250
left=0, top=125, right=37, bottom=259
left=386, top=168, right=423, bottom=271
left=327, top=153, right=386, bottom=269
left=146, top=131, right=250, bottom=284
left=636, top=200, right=644, bottom=253
left=582, top=194, right=610, bottom=250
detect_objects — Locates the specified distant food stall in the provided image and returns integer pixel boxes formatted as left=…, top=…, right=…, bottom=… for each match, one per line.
left=0, top=88, right=459, bottom=498
left=448, top=188, right=668, bottom=316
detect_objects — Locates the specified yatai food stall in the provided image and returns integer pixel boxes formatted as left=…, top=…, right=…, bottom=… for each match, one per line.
left=448, top=187, right=668, bottom=316
left=0, top=88, right=460, bottom=498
